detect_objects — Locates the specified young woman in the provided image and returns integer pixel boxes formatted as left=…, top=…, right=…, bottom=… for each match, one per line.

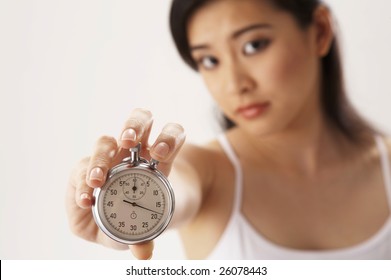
left=66, top=0, right=391, bottom=259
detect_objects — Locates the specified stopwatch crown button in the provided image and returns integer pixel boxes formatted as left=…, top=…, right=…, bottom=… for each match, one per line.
left=130, top=143, right=141, bottom=163
left=150, top=159, right=159, bottom=169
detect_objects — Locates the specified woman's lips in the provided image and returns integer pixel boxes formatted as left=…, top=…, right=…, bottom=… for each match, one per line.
left=236, top=102, right=270, bottom=119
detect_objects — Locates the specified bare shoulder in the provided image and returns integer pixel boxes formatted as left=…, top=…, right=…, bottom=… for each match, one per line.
left=383, top=136, right=391, bottom=157
left=177, top=138, right=227, bottom=170
left=368, top=135, right=391, bottom=163
left=174, top=138, right=227, bottom=188
left=362, top=134, right=391, bottom=164
left=178, top=139, right=224, bottom=164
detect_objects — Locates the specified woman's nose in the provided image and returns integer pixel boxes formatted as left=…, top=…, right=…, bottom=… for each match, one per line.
left=223, top=60, right=256, bottom=96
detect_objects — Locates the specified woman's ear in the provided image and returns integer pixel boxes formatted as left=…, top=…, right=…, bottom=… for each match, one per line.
left=312, top=5, right=334, bottom=57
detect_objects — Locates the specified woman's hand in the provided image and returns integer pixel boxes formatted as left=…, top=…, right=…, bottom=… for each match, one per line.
left=66, top=108, right=185, bottom=259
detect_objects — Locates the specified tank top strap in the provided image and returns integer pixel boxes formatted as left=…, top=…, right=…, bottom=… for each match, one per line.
left=217, top=134, right=243, bottom=212
left=374, top=135, right=391, bottom=209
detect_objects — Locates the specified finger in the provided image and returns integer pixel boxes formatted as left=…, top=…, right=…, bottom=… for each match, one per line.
left=120, top=108, right=153, bottom=150
left=129, top=241, right=154, bottom=260
left=87, top=136, right=118, bottom=188
left=70, top=157, right=94, bottom=209
left=150, top=123, right=186, bottom=176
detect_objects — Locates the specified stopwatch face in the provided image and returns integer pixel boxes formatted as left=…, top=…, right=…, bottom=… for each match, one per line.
left=92, top=165, right=174, bottom=244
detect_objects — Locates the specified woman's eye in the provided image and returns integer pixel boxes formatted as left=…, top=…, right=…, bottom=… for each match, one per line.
left=243, top=39, right=270, bottom=55
left=198, top=56, right=218, bottom=70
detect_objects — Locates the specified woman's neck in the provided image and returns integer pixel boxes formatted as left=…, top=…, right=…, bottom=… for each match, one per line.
left=230, top=114, right=358, bottom=179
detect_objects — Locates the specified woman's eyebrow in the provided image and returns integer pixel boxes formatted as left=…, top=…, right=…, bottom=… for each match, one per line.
left=190, top=44, right=210, bottom=52
left=232, top=23, right=272, bottom=39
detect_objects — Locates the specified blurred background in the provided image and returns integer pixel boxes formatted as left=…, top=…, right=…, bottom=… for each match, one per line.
left=0, top=0, right=390, bottom=259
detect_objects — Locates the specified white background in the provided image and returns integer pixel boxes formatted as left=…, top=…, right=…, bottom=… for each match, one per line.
left=0, top=0, right=390, bottom=259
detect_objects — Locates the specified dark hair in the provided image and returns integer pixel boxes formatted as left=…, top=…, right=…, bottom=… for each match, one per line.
left=169, top=0, right=375, bottom=142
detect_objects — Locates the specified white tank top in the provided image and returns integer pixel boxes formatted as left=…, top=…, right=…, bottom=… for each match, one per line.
left=207, top=134, right=391, bottom=259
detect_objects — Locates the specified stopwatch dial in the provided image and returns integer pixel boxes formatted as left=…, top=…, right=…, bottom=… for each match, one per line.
left=99, top=169, right=172, bottom=242
left=120, top=174, right=146, bottom=200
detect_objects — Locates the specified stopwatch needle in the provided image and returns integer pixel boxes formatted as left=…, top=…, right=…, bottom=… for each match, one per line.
left=123, top=200, right=162, bottom=215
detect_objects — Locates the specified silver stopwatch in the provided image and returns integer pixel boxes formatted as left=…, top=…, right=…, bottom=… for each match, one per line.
left=92, top=143, right=175, bottom=244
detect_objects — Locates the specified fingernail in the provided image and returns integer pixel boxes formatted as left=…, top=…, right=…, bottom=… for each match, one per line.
left=79, top=193, right=92, bottom=208
left=89, top=167, right=104, bottom=181
left=121, top=128, right=137, bottom=142
left=153, top=142, right=170, bottom=158
left=108, top=149, right=116, bottom=159
left=80, top=193, right=91, bottom=201
left=162, top=124, right=186, bottom=145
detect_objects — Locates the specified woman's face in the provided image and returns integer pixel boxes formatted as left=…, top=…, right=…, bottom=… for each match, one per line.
left=188, top=0, right=323, bottom=136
